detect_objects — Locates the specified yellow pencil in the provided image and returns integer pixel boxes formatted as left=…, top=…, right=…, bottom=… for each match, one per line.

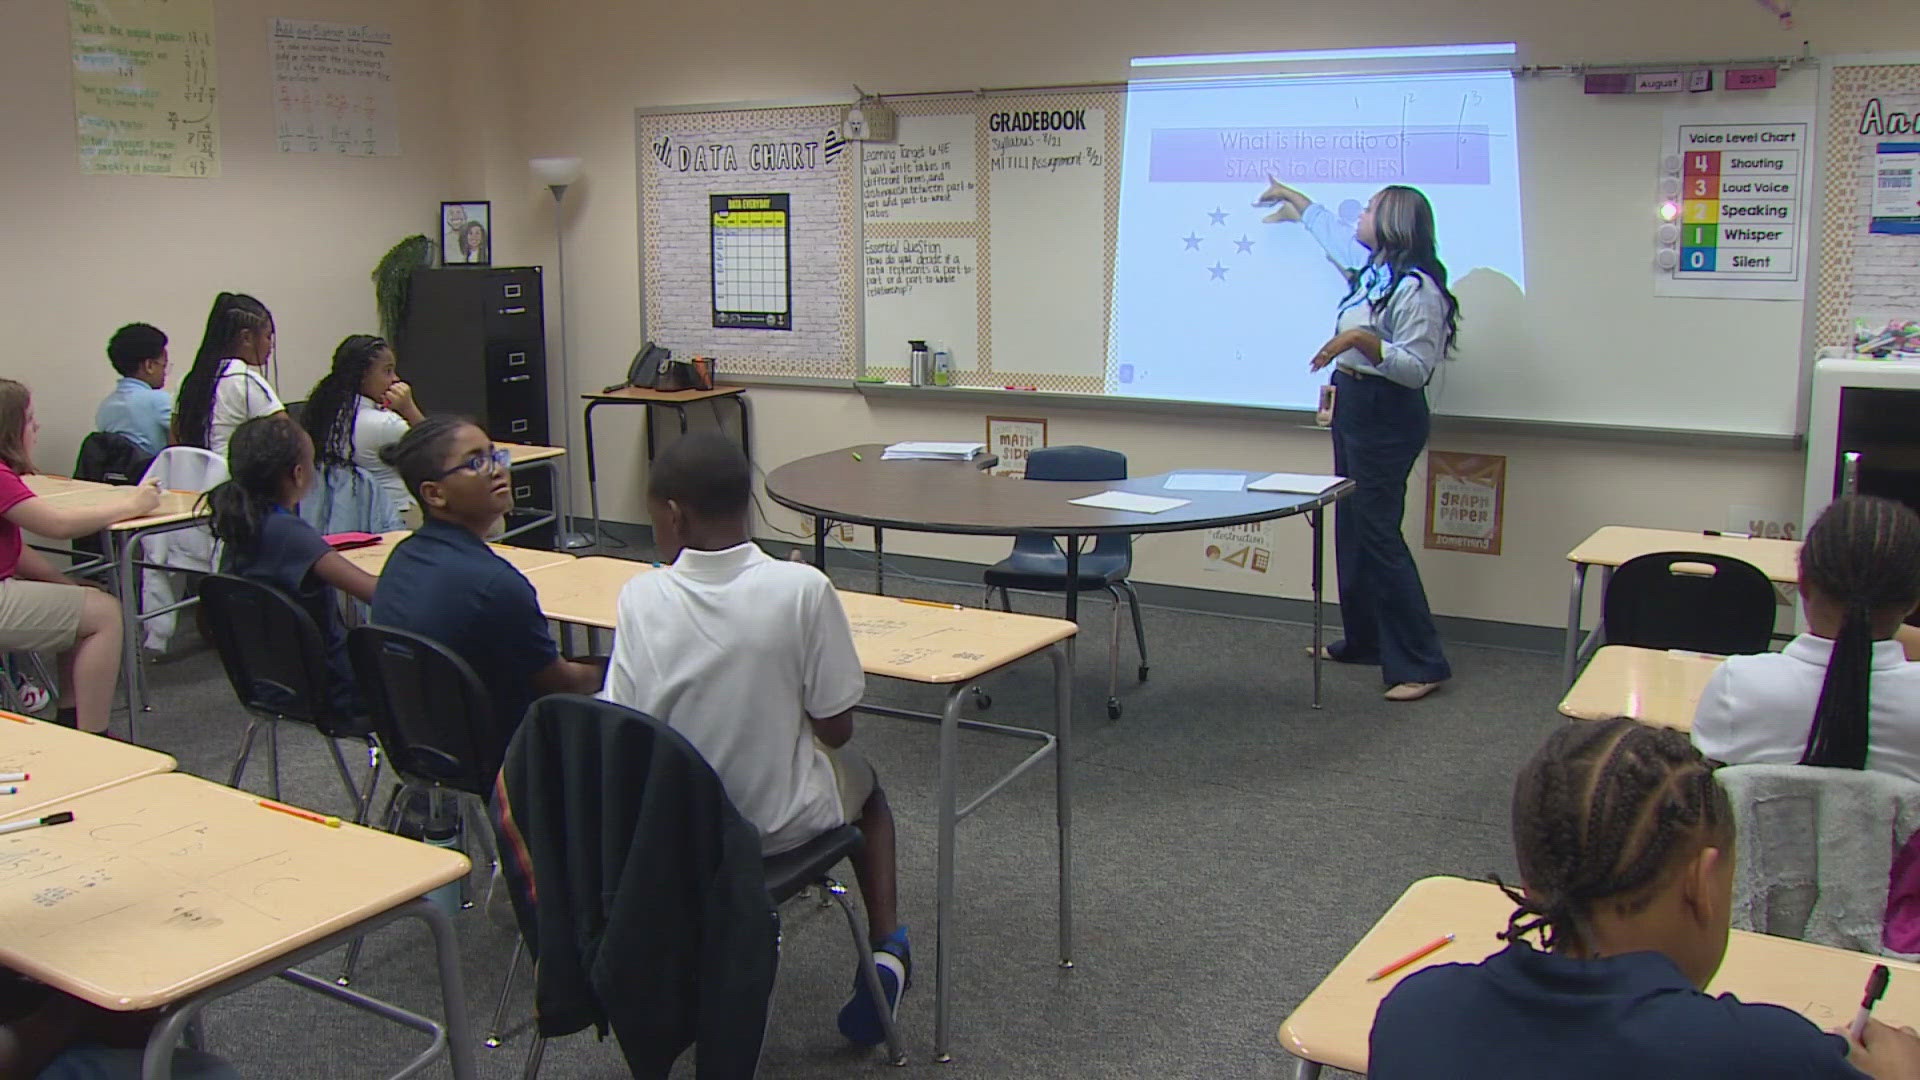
left=899, top=597, right=962, bottom=611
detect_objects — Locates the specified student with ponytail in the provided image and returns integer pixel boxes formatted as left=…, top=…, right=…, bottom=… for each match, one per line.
left=1370, top=719, right=1920, bottom=1078
left=303, top=334, right=424, bottom=517
left=1692, top=495, right=1920, bottom=780
left=204, top=415, right=374, bottom=717
left=173, top=293, right=283, bottom=455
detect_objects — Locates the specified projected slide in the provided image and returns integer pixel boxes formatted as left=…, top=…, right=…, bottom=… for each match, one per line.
left=1110, top=71, right=1523, bottom=409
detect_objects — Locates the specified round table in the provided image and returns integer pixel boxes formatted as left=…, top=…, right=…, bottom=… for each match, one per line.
left=765, top=443, right=1354, bottom=707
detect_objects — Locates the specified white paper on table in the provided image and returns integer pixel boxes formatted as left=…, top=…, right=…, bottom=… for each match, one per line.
left=881, top=441, right=985, bottom=457
left=1248, top=472, right=1345, bottom=495
left=1069, top=491, right=1191, bottom=514
left=1163, top=473, right=1246, bottom=492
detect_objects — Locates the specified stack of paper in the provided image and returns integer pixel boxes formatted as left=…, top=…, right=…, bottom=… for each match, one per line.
left=881, top=441, right=987, bottom=461
left=1069, top=491, right=1191, bottom=514
left=1248, top=472, right=1345, bottom=495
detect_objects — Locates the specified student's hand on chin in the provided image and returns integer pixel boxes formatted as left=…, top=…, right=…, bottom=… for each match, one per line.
left=1844, top=1017, right=1920, bottom=1079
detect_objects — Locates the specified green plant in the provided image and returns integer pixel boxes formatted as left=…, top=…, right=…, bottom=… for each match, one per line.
left=371, top=234, right=437, bottom=342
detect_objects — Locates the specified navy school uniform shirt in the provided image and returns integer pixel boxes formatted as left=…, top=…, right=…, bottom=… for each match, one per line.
left=220, top=506, right=363, bottom=719
left=1369, top=940, right=1864, bottom=1079
left=369, top=518, right=560, bottom=731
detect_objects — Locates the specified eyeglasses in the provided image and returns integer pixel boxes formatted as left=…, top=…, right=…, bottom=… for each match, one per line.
left=431, top=447, right=511, bottom=481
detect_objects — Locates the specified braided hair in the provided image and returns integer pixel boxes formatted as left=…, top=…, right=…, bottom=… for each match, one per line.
left=174, top=293, right=273, bottom=450
left=1799, top=495, right=1920, bottom=770
left=304, top=335, right=390, bottom=468
left=202, top=414, right=307, bottom=557
left=1497, top=718, right=1730, bottom=953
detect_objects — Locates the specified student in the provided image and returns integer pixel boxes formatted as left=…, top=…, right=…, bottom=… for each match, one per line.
left=1693, top=495, right=1920, bottom=781
left=95, top=323, right=172, bottom=456
left=172, top=292, right=283, bottom=455
left=597, top=432, right=907, bottom=1047
left=0, top=380, right=160, bottom=733
left=1369, top=718, right=1920, bottom=1078
left=203, top=415, right=375, bottom=718
left=303, top=334, right=423, bottom=517
left=370, top=416, right=602, bottom=737
left=0, top=966, right=239, bottom=1079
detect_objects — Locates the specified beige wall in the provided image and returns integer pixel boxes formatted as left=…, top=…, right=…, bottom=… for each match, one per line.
left=1, top=0, right=474, bottom=472
left=496, top=0, right=1920, bottom=629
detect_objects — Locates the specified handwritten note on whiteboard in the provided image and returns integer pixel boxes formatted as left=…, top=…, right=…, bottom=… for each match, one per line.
left=269, top=19, right=398, bottom=156
left=68, top=0, right=220, bottom=177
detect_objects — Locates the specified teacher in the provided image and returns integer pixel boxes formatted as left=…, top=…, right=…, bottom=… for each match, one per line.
left=1258, top=180, right=1457, bottom=702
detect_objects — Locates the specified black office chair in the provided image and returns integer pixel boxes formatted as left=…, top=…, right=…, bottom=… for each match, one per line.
left=1600, top=551, right=1777, bottom=656
left=984, top=445, right=1148, bottom=719
left=494, top=695, right=907, bottom=1073
left=339, top=624, right=508, bottom=987
left=198, top=574, right=380, bottom=819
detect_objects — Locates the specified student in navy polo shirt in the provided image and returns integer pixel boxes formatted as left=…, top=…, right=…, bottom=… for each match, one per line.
left=370, top=416, right=603, bottom=737
left=1369, top=718, right=1920, bottom=1079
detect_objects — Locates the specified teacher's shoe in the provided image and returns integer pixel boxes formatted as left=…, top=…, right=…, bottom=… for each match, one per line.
left=1384, top=681, right=1443, bottom=702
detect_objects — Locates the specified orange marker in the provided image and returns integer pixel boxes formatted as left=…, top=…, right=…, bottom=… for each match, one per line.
left=1366, top=934, right=1454, bottom=982
left=899, top=598, right=962, bottom=611
left=257, top=799, right=341, bottom=828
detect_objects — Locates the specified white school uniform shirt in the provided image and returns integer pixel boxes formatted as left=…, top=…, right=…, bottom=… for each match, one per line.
left=209, top=358, right=284, bottom=456
left=351, top=397, right=413, bottom=511
left=1691, top=633, right=1920, bottom=783
left=599, top=541, right=866, bottom=854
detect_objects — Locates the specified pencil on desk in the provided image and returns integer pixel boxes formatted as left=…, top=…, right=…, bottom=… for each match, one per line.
left=258, top=799, right=342, bottom=828
left=1367, top=933, right=1454, bottom=982
left=898, top=598, right=963, bottom=611
left=0, top=712, right=31, bottom=724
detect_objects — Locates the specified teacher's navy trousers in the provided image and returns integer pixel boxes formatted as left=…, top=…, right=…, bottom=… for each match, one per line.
left=1328, top=368, right=1451, bottom=686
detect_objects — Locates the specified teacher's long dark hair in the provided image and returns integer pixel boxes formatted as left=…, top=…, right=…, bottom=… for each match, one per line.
left=1344, top=185, right=1462, bottom=354
left=1799, top=494, right=1920, bottom=770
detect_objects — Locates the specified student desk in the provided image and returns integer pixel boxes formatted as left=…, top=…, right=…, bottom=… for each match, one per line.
left=0, top=772, right=476, bottom=1080
left=1563, top=526, right=1799, bottom=687
left=336, top=529, right=577, bottom=577
left=1278, top=875, right=1920, bottom=1078
left=0, top=710, right=175, bottom=817
left=518, top=558, right=1076, bottom=1062
left=1557, top=645, right=1724, bottom=731
left=766, top=445, right=1353, bottom=708
left=580, top=385, right=749, bottom=545
left=495, top=441, right=570, bottom=548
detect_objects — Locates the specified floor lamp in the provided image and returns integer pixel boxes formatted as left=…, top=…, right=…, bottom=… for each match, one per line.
left=530, top=156, right=593, bottom=549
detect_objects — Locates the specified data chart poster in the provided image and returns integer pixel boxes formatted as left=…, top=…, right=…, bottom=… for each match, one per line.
left=710, top=193, right=793, bottom=330
left=1659, top=109, right=1814, bottom=300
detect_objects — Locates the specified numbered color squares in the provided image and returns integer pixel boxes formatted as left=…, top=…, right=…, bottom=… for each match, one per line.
left=1678, top=147, right=1799, bottom=278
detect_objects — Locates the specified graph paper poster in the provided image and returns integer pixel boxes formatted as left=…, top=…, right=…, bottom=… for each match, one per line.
left=69, top=0, right=220, bottom=177
left=1425, top=451, right=1505, bottom=556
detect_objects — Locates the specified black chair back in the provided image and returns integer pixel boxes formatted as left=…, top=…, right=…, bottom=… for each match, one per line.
left=73, top=431, right=155, bottom=486
left=200, top=574, right=357, bottom=734
left=348, top=624, right=503, bottom=796
left=1015, top=445, right=1132, bottom=563
left=1601, top=551, right=1777, bottom=655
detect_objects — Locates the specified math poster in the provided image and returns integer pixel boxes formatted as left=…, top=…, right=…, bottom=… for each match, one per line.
left=985, top=416, right=1046, bottom=477
left=1424, top=451, right=1505, bottom=556
left=1200, top=521, right=1275, bottom=577
left=68, top=0, right=220, bottom=177
left=1656, top=108, right=1814, bottom=301
left=269, top=19, right=399, bottom=156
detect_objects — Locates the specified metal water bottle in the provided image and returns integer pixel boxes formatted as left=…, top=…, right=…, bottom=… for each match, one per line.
left=908, top=340, right=930, bottom=386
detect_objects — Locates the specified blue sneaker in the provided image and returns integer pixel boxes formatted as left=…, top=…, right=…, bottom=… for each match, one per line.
left=837, top=927, right=909, bottom=1046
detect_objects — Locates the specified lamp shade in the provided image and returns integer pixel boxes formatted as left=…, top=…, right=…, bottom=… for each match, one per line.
left=530, top=156, right=584, bottom=187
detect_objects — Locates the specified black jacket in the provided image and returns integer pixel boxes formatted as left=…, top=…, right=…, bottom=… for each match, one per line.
left=492, top=694, right=776, bottom=1079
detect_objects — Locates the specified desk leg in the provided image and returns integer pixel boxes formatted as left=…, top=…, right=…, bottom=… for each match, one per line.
left=1563, top=563, right=1589, bottom=689
left=420, top=897, right=480, bottom=1079
left=1063, top=538, right=1081, bottom=625
left=934, top=684, right=964, bottom=1062
left=813, top=517, right=827, bottom=569
left=583, top=400, right=606, bottom=548
left=731, top=394, right=751, bottom=461
left=873, top=527, right=885, bottom=595
left=1290, top=1057, right=1323, bottom=1079
left=1310, top=508, right=1325, bottom=710
left=643, top=402, right=657, bottom=462
left=1048, top=641, right=1074, bottom=968
left=114, top=529, right=143, bottom=735
left=545, top=459, right=568, bottom=551
left=674, top=403, right=689, bottom=436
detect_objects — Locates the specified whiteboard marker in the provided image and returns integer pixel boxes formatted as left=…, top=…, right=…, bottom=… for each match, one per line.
left=1849, top=964, right=1891, bottom=1042
left=0, top=773, right=27, bottom=783
left=0, top=811, right=72, bottom=836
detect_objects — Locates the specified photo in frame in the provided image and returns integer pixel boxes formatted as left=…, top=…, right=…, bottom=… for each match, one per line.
left=440, top=201, right=491, bottom=266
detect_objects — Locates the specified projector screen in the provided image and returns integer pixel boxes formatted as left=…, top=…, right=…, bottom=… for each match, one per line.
left=1110, top=70, right=1524, bottom=409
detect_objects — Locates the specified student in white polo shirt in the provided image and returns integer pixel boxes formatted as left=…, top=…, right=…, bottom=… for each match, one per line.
left=171, top=293, right=284, bottom=455
left=599, top=432, right=908, bottom=1049
left=1693, top=494, right=1920, bottom=782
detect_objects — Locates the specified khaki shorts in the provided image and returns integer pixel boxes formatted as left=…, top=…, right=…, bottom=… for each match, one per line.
left=825, top=743, right=878, bottom=819
left=0, top=578, right=86, bottom=652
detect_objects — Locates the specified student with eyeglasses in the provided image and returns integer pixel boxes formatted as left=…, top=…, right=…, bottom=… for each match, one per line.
left=370, top=416, right=604, bottom=742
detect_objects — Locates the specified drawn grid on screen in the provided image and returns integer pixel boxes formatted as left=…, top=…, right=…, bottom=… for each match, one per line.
left=710, top=192, right=793, bottom=330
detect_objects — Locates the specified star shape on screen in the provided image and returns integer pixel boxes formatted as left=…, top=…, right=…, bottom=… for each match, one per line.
left=1182, top=233, right=1202, bottom=250
left=1235, top=235, right=1254, bottom=254
left=1208, top=262, right=1228, bottom=280
left=1208, top=207, right=1229, bottom=225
